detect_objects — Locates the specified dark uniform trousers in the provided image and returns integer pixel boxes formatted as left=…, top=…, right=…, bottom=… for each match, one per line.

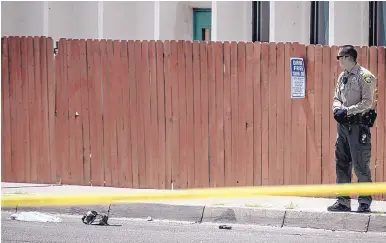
left=335, top=122, right=372, bottom=207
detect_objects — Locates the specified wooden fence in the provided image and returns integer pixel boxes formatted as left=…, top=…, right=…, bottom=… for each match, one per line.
left=1, top=36, right=385, bottom=198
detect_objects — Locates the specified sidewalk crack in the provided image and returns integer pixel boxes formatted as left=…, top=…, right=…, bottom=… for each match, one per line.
left=365, top=214, right=371, bottom=232
left=198, top=206, right=205, bottom=224
left=281, top=210, right=287, bottom=228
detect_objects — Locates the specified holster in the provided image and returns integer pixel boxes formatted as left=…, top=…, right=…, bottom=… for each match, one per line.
left=347, top=109, right=377, bottom=127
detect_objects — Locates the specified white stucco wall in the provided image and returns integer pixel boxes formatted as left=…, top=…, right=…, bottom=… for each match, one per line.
left=270, top=1, right=311, bottom=44
left=329, top=1, right=369, bottom=46
left=0, top=1, right=374, bottom=46
left=212, top=1, right=252, bottom=42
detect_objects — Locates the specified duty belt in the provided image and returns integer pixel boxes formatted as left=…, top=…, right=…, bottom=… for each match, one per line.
left=347, top=114, right=364, bottom=124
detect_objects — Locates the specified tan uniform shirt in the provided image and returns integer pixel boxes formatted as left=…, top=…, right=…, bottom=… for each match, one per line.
left=332, top=64, right=377, bottom=116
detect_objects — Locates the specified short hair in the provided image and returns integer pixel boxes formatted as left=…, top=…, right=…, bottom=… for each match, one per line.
left=338, top=45, right=358, bottom=62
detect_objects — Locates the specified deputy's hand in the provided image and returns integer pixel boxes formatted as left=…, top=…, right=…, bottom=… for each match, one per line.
left=334, top=108, right=348, bottom=123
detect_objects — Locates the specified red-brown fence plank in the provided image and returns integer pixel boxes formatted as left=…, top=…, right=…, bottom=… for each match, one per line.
left=185, top=41, right=195, bottom=188
left=214, top=41, right=225, bottom=187
left=313, top=45, right=323, bottom=185
left=260, top=43, right=269, bottom=185
left=178, top=41, right=188, bottom=189
left=305, top=44, right=316, bottom=185
left=237, top=42, right=247, bottom=186
left=208, top=42, right=217, bottom=187
left=128, top=40, right=139, bottom=188
left=330, top=46, right=339, bottom=185
left=276, top=42, right=285, bottom=185
left=230, top=42, right=239, bottom=186
left=170, top=41, right=180, bottom=189
left=1, top=37, right=12, bottom=182
left=268, top=42, right=278, bottom=186
left=283, top=43, right=292, bottom=185
left=379, top=47, right=386, bottom=200
left=47, top=38, right=56, bottom=184
left=369, top=47, right=378, bottom=199
left=114, top=41, right=125, bottom=187
left=192, top=41, right=203, bottom=188
left=39, top=37, right=51, bottom=183
left=20, top=37, right=31, bottom=183
left=245, top=42, right=254, bottom=186
left=141, top=41, right=152, bottom=189
left=321, top=45, right=331, bottom=185
left=223, top=42, right=232, bottom=187
left=9, top=37, right=23, bottom=182
left=149, top=40, right=159, bottom=189
left=87, top=39, right=104, bottom=186
left=53, top=39, right=62, bottom=184
left=298, top=43, right=308, bottom=185
left=27, top=37, right=37, bottom=183
left=78, top=39, right=90, bottom=185
left=136, top=41, right=147, bottom=188
left=156, top=40, right=166, bottom=189
left=164, top=41, right=173, bottom=189
left=253, top=42, right=262, bottom=186
left=199, top=42, right=209, bottom=188
left=120, top=40, right=132, bottom=188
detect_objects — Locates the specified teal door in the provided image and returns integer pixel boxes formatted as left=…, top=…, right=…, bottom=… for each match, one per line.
left=193, top=8, right=212, bottom=41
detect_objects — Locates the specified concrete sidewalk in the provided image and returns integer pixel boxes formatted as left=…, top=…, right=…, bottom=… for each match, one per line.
left=2, top=182, right=386, bottom=233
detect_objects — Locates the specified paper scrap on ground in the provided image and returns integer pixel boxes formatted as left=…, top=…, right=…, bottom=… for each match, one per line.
left=9, top=212, right=62, bottom=223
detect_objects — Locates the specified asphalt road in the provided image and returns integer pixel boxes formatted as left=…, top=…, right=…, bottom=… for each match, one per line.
left=2, top=212, right=386, bottom=243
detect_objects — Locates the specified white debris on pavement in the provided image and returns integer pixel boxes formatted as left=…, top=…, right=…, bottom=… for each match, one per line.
left=9, top=212, right=62, bottom=223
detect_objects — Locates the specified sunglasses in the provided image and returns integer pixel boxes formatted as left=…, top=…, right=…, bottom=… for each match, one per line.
left=336, top=55, right=348, bottom=60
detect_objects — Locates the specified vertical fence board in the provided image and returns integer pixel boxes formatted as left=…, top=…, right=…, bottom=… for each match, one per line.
left=87, top=40, right=104, bottom=186
left=1, top=38, right=12, bottom=182
left=223, top=42, right=232, bottom=186
left=192, top=42, right=203, bottom=188
left=164, top=41, right=173, bottom=189
left=53, top=40, right=62, bottom=184
left=156, top=41, right=166, bottom=189
left=321, top=46, right=331, bottom=184
left=260, top=43, right=269, bottom=185
left=237, top=42, right=246, bottom=186
left=230, top=42, right=238, bottom=186
left=149, top=40, right=159, bottom=188
left=245, top=43, right=254, bottom=186
left=185, top=41, right=195, bottom=188
left=170, top=41, right=180, bottom=188
left=253, top=42, right=262, bottom=186
left=306, top=45, right=316, bottom=185
left=283, top=43, right=292, bottom=185
left=67, top=40, right=76, bottom=184
left=79, top=40, right=90, bottom=185
left=47, top=38, right=56, bottom=184
left=33, top=37, right=43, bottom=183
left=369, top=47, right=378, bottom=199
left=142, top=41, right=152, bottom=189
left=329, top=46, right=339, bottom=185
left=20, top=37, right=31, bottom=183
left=128, top=40, right=139, bottom=188
left=178, top=41, right=188, bottom=188
left=208, top=42, right=217, bottom=187
left=120, top=40, right=133, bottom=188
left=9, top=37, right=23, bottom=182
left=268, top=43, right=278, bottom=185
left=199, top=42, right=209, bottom=187
left=214, top=42, right=225, bottom=187
left=314, top=45, right=323, bottom=185
left=276, top=43, right=285, bottom=185
left=115, top=40, right=128, bottom=188
left=376, top=47, right=385, bottom=199
left=39, top=37, right=51, bottom=183
left=299, top=43, right=308, bottom=185
left=59, top=39, right=70, bottom=184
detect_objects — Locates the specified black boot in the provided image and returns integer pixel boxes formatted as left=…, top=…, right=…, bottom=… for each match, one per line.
left=357, top=203, right=371, bottom=213
left=327, top=202, right=351, bottom=212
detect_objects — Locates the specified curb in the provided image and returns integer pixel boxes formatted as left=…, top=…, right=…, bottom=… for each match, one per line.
left=2, top=203, right=385, bottom=233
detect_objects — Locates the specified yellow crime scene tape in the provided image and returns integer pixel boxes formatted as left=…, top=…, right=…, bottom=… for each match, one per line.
left=2, top=182, right=386, bottom=207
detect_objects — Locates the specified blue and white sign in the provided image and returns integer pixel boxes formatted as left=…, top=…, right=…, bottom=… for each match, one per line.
left=290, top=57, right=306, bottom=98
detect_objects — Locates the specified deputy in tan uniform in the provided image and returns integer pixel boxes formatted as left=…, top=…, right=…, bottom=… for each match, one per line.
left=329, top=45, right=377, bottom=213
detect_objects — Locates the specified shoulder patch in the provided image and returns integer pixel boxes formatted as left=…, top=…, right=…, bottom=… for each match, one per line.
left=361, top=70, right=374, bottom=84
